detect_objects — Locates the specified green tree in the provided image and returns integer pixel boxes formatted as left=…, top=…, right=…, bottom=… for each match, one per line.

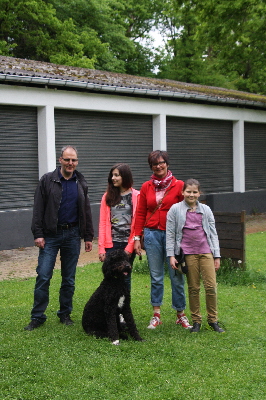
left=197, top=0, right=266, bottom=93
left=49, top=0, right=157, bottom=74
left=155, top=0, right=266, bottom=94
left=0, top=0, right=95, bottom=67
left=3, top=0, right=265, bottom=93
left=48, top=0, right=129, bottom=72
left=155, top=0, right=205, bottom=82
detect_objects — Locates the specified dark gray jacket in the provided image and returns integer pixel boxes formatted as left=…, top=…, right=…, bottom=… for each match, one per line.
left=31, top=168, right=94, bottom=242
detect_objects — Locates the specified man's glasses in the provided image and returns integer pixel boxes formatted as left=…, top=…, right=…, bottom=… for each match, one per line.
left=61, top=158, right=79, bottom=163
left=152, top=161, right=166, bottom=167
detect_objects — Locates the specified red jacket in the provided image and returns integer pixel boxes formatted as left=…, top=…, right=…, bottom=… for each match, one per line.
left=98, top=188, right=140, bottom=254
left=135, top=178, right=184, bottom=235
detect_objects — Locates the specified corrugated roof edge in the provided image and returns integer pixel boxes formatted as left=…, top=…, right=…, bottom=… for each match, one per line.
left=0, top=56, right=266, bottom=108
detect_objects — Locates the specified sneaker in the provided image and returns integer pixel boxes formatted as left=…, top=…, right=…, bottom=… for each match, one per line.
left=24, top=319, right=43, bottom=331
left=190, top=322, right=201, bottom=333
left=59, top=315, right=74, bottom=325
left=147, top=314, right=162, bottom=329
left=176, top=313, right=192, bottom=329
left=208, top=322, right=225, bottom=333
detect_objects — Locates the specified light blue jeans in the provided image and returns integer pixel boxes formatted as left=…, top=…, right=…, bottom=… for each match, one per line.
left=144, top=228, right=186, bottom=311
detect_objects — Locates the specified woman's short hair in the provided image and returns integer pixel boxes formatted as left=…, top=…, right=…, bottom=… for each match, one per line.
left=148, top=150, right=169, bottom=169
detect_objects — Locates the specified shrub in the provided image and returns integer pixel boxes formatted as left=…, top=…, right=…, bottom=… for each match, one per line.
left=217, top=258, right=266, bottom=286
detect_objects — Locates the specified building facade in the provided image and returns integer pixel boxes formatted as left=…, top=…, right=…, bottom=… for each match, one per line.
left=0, top=56, right=266, bottom=250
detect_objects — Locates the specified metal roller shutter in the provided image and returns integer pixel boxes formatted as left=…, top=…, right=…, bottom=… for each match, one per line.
left=0, top=105, right=38, bottom=209
left=166, top=117, right=233, bottom=193
left=54, top=110, right=153, bottom=203
left=245, top=122, right=266, bottom=190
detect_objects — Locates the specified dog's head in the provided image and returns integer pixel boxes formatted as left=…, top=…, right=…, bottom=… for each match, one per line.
left=102, top=249, right=132, bottom=280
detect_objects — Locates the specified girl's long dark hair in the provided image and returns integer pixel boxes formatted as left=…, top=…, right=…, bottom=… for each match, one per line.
left=105, top=163, right=133, bottom=207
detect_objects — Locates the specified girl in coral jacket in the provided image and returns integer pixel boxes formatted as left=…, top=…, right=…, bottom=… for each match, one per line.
left=98, top=163, right=139, bottom=290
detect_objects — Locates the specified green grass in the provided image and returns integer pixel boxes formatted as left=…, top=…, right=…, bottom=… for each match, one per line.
left=1, top=232, right=266, bottom=400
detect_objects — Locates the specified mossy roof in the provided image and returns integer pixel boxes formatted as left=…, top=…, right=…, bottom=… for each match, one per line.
left=1, top=55, right=266, bottom=109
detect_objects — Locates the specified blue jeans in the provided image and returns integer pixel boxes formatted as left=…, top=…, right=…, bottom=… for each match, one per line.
left=105, top=241, right=135, bottom=291
left=144, top=228, right=186, bottom=311
left=31, top=226, right=81, bottom=322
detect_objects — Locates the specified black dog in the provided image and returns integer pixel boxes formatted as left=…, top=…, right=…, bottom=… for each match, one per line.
left=82, top=249, right=143, bottom=345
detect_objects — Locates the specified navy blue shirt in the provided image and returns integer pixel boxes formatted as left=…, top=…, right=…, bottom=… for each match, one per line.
left=57, top=169, right=79, bottom=224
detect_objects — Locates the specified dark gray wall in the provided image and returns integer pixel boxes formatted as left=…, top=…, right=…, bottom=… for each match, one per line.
left=167, top=116, right=233, bottom=193
left=244, top=122, right=266, bottom=190
left=54, top=110, right=153, bottom=203
left=0, top=105, right=39, bottom=211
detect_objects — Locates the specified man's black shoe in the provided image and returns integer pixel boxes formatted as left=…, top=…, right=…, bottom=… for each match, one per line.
left=208, top=322, right=225, bottom=333
left=60, top=315, right=74, bottom=325
left=190, top=322, right=201, bottom=333
left=24, top=319, right=43, bottom=331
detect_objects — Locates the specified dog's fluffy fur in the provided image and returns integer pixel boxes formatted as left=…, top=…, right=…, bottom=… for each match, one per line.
left=82, top=249, right=143, bottom=344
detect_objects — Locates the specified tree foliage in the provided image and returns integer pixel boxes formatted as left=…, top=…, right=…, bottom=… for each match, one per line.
left=0, top=0, right=95, bottom=67
left=156, top=0, right=266, bottom=94
left=197, top=0, right=266, bottom=93
left=48, top=0, right=157, bottom=74
left=0, top=0, right=266, bottom=93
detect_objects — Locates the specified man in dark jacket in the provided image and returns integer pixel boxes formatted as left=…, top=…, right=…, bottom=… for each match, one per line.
left=24, top=145, right=94, bottom=331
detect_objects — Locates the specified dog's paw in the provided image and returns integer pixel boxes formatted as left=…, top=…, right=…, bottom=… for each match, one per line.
left=133, top=335, right=144, bottom=342
left=119, top=332, right=128, bottom=340
left=133, top=335, right=145, bottom=342
left=112, top=340, right=120, bottom=345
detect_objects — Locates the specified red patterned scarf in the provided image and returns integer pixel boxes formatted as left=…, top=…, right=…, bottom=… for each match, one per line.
left=151, top=170, right=173, bottom=191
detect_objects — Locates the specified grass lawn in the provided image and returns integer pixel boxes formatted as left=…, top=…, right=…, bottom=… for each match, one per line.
left=1, top=232, right=266, bottom=400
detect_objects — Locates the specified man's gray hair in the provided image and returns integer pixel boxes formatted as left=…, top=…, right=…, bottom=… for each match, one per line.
left=60, top=145, right=78, bottom=157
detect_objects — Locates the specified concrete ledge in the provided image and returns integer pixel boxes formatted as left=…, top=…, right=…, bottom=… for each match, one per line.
left=0, top=208, right=33, bottom=250
left=0, top=203, right=100, bottom=251
left=205, top=190, right=266, bottom=214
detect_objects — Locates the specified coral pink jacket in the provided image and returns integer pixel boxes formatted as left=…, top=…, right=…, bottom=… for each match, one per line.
left=98, top=188, right=140, bottom=254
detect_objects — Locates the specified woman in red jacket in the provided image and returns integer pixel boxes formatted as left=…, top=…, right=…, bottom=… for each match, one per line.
left=134, top=150, right=191, bottom=329
left=98, top=163, right=139, bottom=290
